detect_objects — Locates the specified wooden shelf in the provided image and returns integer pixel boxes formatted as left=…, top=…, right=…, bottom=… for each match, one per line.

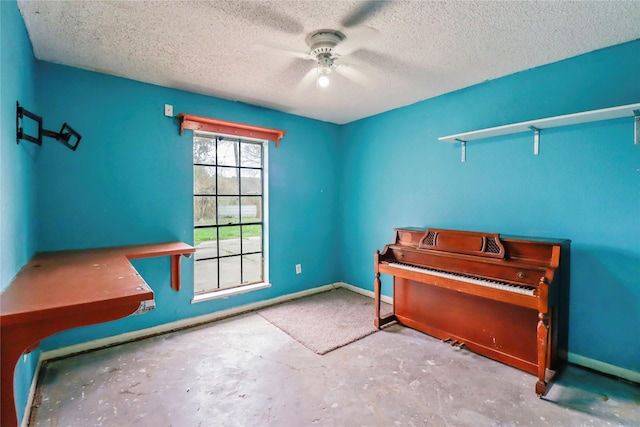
left=0, top=242, right=194, bottom=427
left=439, top=103, right=640, bottom=162
left=177, top=113, right=285, bottom=147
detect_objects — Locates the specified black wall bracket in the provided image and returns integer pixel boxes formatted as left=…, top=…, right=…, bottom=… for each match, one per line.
left=16, top=102, right=82, bottom=151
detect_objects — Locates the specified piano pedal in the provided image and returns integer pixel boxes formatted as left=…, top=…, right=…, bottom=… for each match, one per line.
left=457, top=342, right=465, bottom=349
left=450, top=340, right=459, bottom=347
left=442, top=337, right=452, bottom=344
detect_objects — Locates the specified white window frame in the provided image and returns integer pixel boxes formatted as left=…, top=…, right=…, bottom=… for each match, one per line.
left=191, top=131, right=270, bottom=303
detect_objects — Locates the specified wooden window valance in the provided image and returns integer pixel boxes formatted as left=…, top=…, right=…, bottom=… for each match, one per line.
left=177, top=113, right=285, bottom=147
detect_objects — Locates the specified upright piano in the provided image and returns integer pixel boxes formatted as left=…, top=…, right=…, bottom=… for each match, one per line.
left=374, top=228, right=570, bottom=396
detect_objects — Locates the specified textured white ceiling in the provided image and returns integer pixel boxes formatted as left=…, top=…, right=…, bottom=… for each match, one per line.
left=17, top=0, right=640, bottom=124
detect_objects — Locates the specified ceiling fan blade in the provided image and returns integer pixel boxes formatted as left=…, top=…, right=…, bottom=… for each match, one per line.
left=219, top=1, right=304, bottom=35
left=334, top=26, right=380, bottom=57
left=252, top=43, right=311, bottom=61
left=351, top=48, right=425, bottom=82
left=335, top=62, right=376, bottom=89
left=293, top=67, right=319, bottom=93
left=341, top=0, right=392, bottom=28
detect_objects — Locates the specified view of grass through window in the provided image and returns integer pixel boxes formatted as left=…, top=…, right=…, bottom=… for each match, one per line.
left=194, top=223, right=262, bottom=245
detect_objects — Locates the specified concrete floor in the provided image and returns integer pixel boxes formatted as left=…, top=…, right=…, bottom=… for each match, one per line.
left=31, top=313, right=639, bottom=426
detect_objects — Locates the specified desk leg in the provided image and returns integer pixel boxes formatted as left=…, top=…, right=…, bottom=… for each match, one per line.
left=1, top=325, right=25, bottom=427
left=1, top=303, right=142, bottom=426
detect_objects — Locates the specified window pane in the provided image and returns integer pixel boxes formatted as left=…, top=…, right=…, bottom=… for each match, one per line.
left=217, top=167, right=239, bottom=195
left=240, top=142, right=262, bottom=167
left=240, top=196, right=262, bottom=222
left=217, top=139, right=239, bottom=167
left=218, top=225, right=241, bottom=256
left=194, top=227, right=218, bottom=260
left=218, top=196, right=240, bottom=224
left=219, top=256, right=241, bottom=289
left=194, top=166, right=216, bottom=194
left=193, top=137, right=216, bottom=164
left=240, top=169, right=262, bottom=195
left=194, top=259, right=218, bottom=294
left=242, top=254, right=263, bottom=284
left=242, top=225, right=262, bottom=253
left=194, top=196, right=217, bottom=226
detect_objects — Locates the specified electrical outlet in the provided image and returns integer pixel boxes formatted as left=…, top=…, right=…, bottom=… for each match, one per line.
left=164, top=104, right=173, bottom=117
left=295, top=264, right=302, bottom=274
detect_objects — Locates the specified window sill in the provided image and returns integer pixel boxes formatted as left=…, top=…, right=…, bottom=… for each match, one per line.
left=191, top=282, right=271, bottom=304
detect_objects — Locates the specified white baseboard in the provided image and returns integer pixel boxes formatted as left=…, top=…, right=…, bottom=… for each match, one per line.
left=568, top=352, right=640, bottom=383
left=338, top=281, right=394, bottom=305
left=20, top=356, right=42, bottom=427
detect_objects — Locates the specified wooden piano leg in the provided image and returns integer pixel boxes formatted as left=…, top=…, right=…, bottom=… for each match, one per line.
left=535, top=277, right=555, bottom=397
left=374, top=271, right=382, bottom=327
left=374, top=253, right=396, bottom=328
left=536, top=312, right=548, bottom=396
left=536, top=311, right=554, bottom=397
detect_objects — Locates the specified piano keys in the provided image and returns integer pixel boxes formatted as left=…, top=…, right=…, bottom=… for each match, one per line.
left=374, top=228, right=570, bottom=396
left=388, top=263, right=536, bottom=296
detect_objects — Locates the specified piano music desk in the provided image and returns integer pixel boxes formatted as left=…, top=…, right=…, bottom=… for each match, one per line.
left=0, top=242, right=194, bottom=427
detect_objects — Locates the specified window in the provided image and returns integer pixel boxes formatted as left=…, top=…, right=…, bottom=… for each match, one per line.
left=193, top=133, right=267, bottom=296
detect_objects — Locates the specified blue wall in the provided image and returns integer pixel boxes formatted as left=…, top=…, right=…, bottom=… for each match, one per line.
left=34, top=61, right=342, bottom=349
left=0, top=0, right=41, bottom=422
left=340, top=39, right=640, bottom=374
left=0, top=0, right=38, bottom=293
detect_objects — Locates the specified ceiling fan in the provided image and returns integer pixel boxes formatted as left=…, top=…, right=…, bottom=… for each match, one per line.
left=254, top=26, right=380, bottom=90
left=248, top=1, right=392, bottom=89
left=305, top=27, right=379, bottom=88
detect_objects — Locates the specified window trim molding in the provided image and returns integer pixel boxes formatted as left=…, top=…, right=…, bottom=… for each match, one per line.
left=191, top=281, right=272, bottom=304
left=192, top=132, right=270, bottom=299
left=178, top=114, right=285, bottom=147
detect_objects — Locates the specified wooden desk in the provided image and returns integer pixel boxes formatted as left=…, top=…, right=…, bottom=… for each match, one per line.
left=0, top=242, right=194, bottom=427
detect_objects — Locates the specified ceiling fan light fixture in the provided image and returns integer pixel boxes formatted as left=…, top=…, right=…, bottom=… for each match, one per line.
left=318, top=73, right=330, bottom=88
left=317, top=54, right=333, bottom=88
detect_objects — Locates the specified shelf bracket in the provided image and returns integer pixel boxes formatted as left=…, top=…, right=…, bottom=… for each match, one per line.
left=529, top=126, right=540, bottom=155
left=634, top=110, right=639, bottom=145
left=456, top=139, right=466, bottom=162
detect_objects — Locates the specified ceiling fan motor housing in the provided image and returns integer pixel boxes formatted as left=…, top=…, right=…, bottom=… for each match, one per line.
left=307, top=30, right=344, bottom=59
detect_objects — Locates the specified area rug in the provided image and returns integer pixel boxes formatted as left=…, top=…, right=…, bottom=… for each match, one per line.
left=258, top=288, right=390, bottom=355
